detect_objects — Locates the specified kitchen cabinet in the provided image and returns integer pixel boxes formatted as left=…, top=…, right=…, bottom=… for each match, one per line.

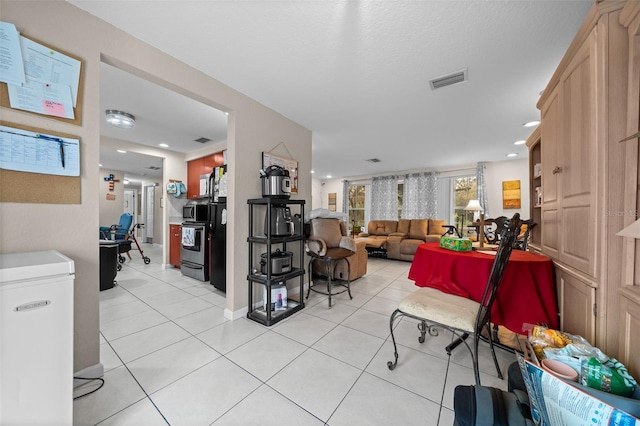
left=169, top=224, right=181, bottom=268
left=186, top=151, right=225, bottom=198
left=246, top=198, right=305, bottom=326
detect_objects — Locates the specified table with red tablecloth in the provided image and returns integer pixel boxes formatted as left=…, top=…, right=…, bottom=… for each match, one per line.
left=408, top=242, right=558, bottom=334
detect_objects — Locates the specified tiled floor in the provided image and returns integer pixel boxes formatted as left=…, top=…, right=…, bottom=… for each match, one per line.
left=74, top=243, right=515, bottom=425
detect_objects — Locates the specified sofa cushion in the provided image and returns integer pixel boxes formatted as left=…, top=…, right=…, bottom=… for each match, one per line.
left=397, top=219, right=411, bottom=234
left=409, top=219, right=428, bottom=240
left=368, top=220, right=398, bottom=236
left=428, top=219, right=447, bottom=236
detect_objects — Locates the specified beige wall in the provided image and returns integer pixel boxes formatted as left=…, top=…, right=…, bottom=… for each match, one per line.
left=0, top=1, right=311, bottom=374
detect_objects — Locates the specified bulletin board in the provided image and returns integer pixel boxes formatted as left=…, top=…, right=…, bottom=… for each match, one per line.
left=0, top=32, right=84, bottom=126
left=0, top=121, right=81, bottom=204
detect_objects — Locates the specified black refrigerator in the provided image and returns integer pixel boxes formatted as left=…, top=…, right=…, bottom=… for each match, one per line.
left=208, top=201, right=227, bottom=292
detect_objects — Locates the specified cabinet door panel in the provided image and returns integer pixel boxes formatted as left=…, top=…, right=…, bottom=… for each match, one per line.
left=557, top=268, right=596, bottom=344
left=542, top=209, right=559, bottom=258
left=619, top=295, right=640, bottom=379
left=558, top=34, right=597, bottom=276
left=541, top=93, right=559, bottom=205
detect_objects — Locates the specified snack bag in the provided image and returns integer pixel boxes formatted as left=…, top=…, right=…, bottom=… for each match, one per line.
left=581, top=357, right=636, bottom=397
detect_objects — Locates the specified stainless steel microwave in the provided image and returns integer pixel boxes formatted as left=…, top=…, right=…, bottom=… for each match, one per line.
left=183, top=203, right=208, bottom=222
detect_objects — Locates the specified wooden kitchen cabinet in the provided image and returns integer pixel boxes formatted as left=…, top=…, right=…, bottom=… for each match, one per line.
left=169, top=224, right=181, bottom=268
left=555, top=265, right=596, bottom=345
left=186, top=152, right=225, bottom=198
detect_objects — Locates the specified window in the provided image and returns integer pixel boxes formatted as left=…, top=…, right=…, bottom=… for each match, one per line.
left=452, top=176, right=477, bottom=236
left=348, top=185, right=366, bottom=234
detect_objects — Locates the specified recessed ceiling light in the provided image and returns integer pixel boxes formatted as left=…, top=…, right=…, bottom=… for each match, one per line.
left=514, top=140, right=526, bottom=145
left=159, top=143, right=169, bottom=148
left=99, top=163, right=103, bottom=167
left=117, top=149, right=127, bottom=154
left=123, top=179, right=130, bottom=185
left=310, top=170, right=315, bottom=174
left=506, top=153, right=518, bottom=157
left=105, top=110, right=136, bottom=129
left=327, top=175, right=332, bottom=179
left=523, top=120, right=540, bottom=128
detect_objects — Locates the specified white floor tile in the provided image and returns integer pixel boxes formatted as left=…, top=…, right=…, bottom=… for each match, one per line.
left=304, top=301, right=357, bottom=323
left=226, top=331, right=307, bottom=381
left=100, top=308, right=169, bottom=341
left=365, top=341, right=448, bottom=404
left=100, top=341, right=123, bottom=372
left=312, top=325, right=385, bottom=369
left=73, top=366, right=146, bottom=425
left=328, top=372, right=441, bottom=426
left=212, top=384, right=324, bottom=425
left=150, top=357, right=261, bottom=425
left=127, top=336, right=221, bottom=394
left=267, top=349, right=362, bottom=422
left=272, top=312, right=337, bottom=346
left=341, top=308, right=392, bottom=339
left=173, top=305, right=227, bottom=334
left=98, top=398, right=167, bottom=426
left=196, top=317, right=268, bottom=354
left=109, top=322, right=191, bottom=363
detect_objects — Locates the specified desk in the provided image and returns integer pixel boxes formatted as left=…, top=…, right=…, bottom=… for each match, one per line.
left=408, top=242, right=557, bottom=334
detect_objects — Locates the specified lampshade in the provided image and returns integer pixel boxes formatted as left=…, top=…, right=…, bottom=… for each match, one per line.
left=464, top=199, right=483, bottom=212
left=105, top=110, right=136, bottom=129
left=616, top=219, right=640, bottom=239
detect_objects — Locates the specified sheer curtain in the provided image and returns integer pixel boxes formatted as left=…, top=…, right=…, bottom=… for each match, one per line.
left=476, top=162, right=489, bottom=216
left=402, top=172, right=438, bottom=218
left=342, top=180, right=349, bottom=214
left=370, top=175, right=398, bottom=219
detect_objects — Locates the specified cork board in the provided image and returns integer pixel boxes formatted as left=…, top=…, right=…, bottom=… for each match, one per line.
left=0, top=121, right=80, bottom=204
left=0, top=33, right=84, bottom=126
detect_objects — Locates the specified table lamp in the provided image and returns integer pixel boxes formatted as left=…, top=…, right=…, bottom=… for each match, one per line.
left=464, top=199, right=485, bottom=248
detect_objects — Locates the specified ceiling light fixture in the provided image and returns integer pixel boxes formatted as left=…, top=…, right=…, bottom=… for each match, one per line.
left=105, top=110, right=136, bottom=129
left=117, top=149, right=127, bottom=154
left=506, top=153, right=518, bottom=157
left=159, top=143, right=169, bottom=148
left=514, top=140, right=526, bottom=145
left=522, top=120, right=540, bottom=128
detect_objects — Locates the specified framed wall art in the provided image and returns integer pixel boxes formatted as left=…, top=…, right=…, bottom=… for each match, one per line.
left=502, top=180, right=521, bottom=209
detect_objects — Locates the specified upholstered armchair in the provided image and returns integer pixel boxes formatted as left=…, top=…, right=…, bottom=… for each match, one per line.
left=305, top=218, right=367, bottom=307
left=305, top=218, right=367, bottom=283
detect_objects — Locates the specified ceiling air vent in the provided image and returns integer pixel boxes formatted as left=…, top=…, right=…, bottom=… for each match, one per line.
left=366, top=158, right=382, bottom=163
left=147, top=166, right=161, bottom=170
left=429, top=69, right=468, bottom=90
left=194, top=137, right=211, bottom=143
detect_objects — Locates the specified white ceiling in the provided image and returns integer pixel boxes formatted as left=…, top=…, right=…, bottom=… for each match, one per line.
left=77, top=1, right=593, bottom=181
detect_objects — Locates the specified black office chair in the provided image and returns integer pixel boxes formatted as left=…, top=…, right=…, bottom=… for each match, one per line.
left=387, top=213, right=521, bottom=385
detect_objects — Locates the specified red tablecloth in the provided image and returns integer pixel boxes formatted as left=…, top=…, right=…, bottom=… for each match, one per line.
left=408, top=242, right=558, bottom=334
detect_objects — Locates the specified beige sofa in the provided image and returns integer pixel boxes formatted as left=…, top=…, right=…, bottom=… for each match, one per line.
left=357, top=218, right=447, bottom=261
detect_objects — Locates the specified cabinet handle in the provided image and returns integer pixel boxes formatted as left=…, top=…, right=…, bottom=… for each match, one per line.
left=552, top=166, right=562, bottom=174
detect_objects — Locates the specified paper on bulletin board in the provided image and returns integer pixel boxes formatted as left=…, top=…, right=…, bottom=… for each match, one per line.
left=0, top=22, right=26, bottom=86
left=0, top=125, right=80, bottom=176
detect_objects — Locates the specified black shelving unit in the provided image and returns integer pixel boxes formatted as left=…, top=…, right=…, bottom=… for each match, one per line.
left=247, top=198, right=305, bottom=326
